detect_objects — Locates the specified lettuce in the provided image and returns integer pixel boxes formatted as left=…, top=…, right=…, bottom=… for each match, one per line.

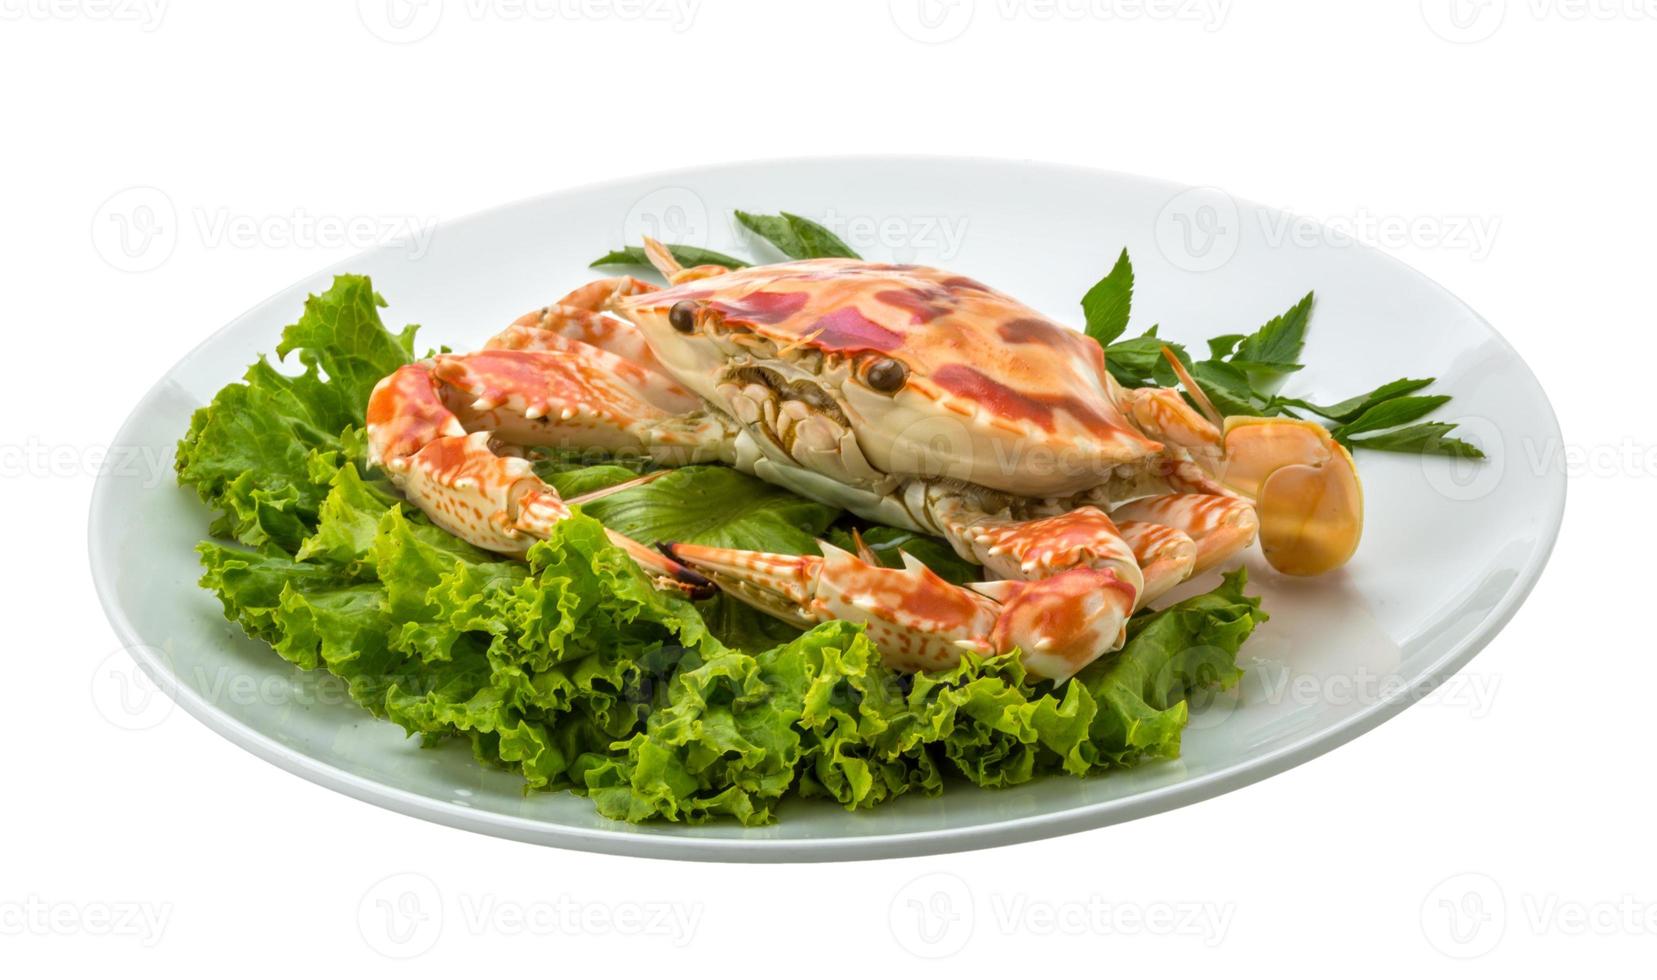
left=180, top=274, right=1265, bottom=824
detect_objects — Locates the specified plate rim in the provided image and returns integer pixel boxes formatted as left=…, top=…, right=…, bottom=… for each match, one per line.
left=88, top=154, right=1567, bottom=862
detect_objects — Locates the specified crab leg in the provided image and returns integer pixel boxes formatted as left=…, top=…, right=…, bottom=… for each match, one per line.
left=1113, top=520, right=1198, bottom=603
left=1112, top=493, right=1260, bottom=578
left=365, top=355, right=707, bottom=592
left=666, top=541, right=1135, bottom=681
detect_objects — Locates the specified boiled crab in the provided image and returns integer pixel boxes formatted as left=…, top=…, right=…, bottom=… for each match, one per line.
left=365, top=240, right=1362, bottom=681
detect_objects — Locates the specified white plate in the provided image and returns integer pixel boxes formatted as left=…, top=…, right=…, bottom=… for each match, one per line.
left=89, top=157, right=1563, bottom=862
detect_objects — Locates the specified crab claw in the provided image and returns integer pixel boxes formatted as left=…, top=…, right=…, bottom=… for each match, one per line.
left=1219, top=417, right=1363, bottom=576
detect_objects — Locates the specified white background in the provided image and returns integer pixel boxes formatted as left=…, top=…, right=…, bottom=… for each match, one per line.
left=2, top=0, right=1648, bottom=973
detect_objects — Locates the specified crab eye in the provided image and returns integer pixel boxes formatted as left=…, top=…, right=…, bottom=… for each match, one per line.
left=669, top=300, right=698, bottom=334
left=864, top=357, right=909, bottom=393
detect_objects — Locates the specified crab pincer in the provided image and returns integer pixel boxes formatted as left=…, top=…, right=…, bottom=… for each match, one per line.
left=364, top=357, right=707, bottom=593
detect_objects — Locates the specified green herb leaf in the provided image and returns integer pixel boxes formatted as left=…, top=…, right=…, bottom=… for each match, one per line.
left=734, top=210, right=860, bottom=259
left=1343, top=422, right=1486, bottom=458
left=1104, top=326, right=1189, bottom=388
left=825, top=524, right=982, bottom=585
left=1189, top=359, right=1270, bottom=417
left=589, top=244, right=750, bottom=271
left=1206, top=334, right=1245, bottom=360
left=1082, top=248, right=1134, bottom=346
left=1331, top=395, right=1453, bottom=439
left=1232, top=292, right=1313, bottom=369
left=576, top=465, right=840, bottom=554
left=1277, top=377, right=1436, bottom=423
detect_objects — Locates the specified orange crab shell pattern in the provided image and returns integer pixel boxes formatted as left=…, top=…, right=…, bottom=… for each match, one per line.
left=617, top=259, right=1163, bottom=465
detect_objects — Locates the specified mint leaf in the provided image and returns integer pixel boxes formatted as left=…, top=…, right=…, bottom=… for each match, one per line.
left=590, top=244, right=749, bottom=271
left=1082, top=248, right=1134, bottom=346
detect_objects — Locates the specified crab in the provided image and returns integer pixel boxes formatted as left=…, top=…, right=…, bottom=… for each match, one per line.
left=365, top=240, right=1362, bottom=681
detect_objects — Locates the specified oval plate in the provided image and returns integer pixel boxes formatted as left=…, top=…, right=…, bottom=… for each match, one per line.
left=89, top=158, right=1563, bottom=861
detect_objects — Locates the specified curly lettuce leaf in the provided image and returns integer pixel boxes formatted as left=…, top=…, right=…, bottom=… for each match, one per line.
left=176, top=275, right=414, bottom=551
left=580, top=571, right=1264, bottom=824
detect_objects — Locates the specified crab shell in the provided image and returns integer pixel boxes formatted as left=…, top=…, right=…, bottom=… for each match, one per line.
left=615, top=260, right=1162, bottom=497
